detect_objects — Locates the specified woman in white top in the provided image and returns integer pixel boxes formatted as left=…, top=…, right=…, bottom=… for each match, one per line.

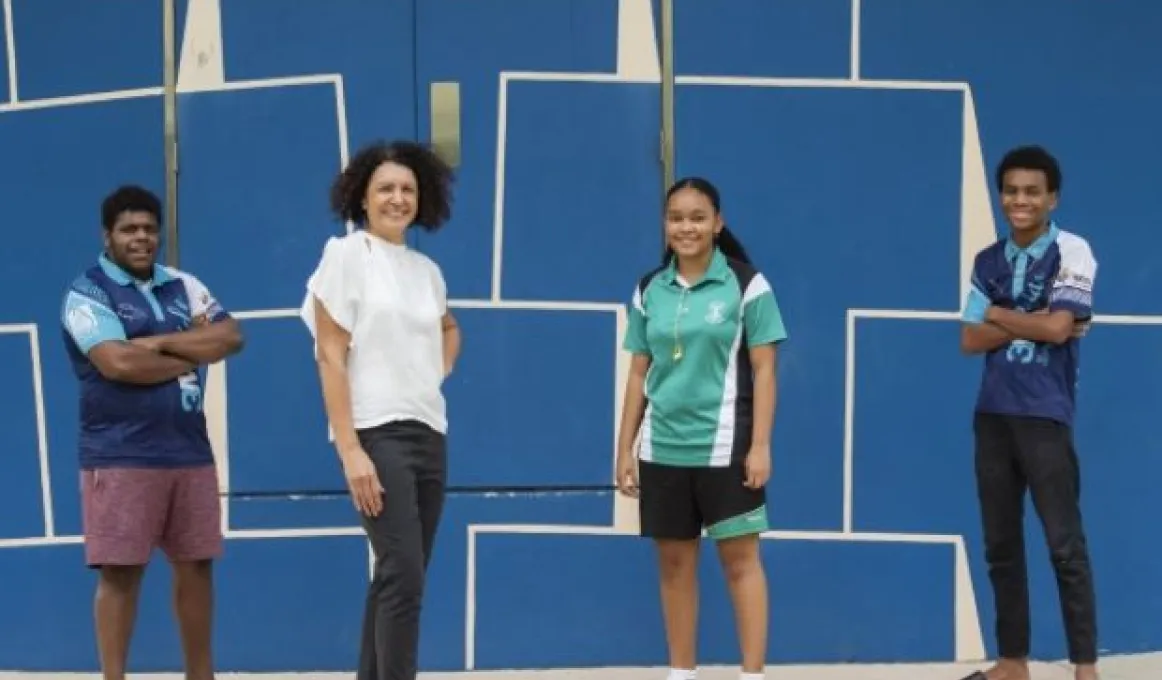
left=300, top=140, right=460, bottom=680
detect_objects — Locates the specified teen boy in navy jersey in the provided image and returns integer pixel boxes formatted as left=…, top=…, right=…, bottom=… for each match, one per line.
left=959, top=146, right=1098, bottom=680
left=61, top=186, right=244, bottom=680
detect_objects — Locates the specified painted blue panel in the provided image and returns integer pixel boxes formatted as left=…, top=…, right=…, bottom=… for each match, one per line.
left=413, top=0, right=620, bottom=299
left=1063, top=323, right=1162, bottom=656
left=419, top=491, right=612, bottom=670
left=500, top=81, right=661, bottom=303
left=214, top=536, right=370, bottom=671
left=861, top=0, right=1162, bottom=317
left=854, top=318, right=1162, bottom=660
left=219, top=0, right=416, bottom=150
left=9, top=0, right=161, bottom=99
left=474, top=533, right=955, bottom=668
left=674, top=0, right=850, bottom=78
left=176, top=84, right=344, bottom=312
left=0, top=536, right=369, bottom=672
left=0, top=98, right=165, bottom=538
left=224, top=307, right=615, bottom=495
left=0, top=543, right=97, bottom=670
left=443, top=308, right=615, bottom=488
left=222, top=317, right=332, bottom=495
left=853, top=318, right=980, bottom=536
left=675, top=85, right=962, bottom=532
left=0, top=334, right=42, bottom=539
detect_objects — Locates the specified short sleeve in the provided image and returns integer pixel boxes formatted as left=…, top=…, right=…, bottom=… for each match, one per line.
left=961, top=288, right=990, bottom=324
left=961, top=254, right=990, bottom=324
left=300, top=235, right=363, bottom=339
left=742, top=273, right=787, bottom=346
left=1049, top=237, right=1096, bottom=319
left=622, top=283, right=650, bottom=355
left=176, top=271, right=230, bottom=323
left=61, top=278, right=126, bottom=355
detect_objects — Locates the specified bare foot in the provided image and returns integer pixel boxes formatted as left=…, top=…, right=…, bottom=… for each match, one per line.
left=982, top=658, right=1031, bottom=680
left=1075, top=663, right=1099, bottom=680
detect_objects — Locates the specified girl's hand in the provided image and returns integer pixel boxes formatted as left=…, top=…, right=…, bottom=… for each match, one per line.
left=744, top=445, right=771, bottom=489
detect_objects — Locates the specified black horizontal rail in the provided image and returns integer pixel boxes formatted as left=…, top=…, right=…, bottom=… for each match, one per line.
left=222, top=484, right=616, bottom=500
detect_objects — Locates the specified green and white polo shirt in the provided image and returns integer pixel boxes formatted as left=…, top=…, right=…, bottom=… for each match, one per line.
left=623, top=247, right=787, bottom=467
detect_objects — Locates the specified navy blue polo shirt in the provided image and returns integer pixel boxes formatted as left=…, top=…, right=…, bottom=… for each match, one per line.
left=961, top=222, right=1097, bottom=426
left=60, top=254, right=231, bottom=469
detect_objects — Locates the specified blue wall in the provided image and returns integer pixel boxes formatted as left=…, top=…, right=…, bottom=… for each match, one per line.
left=1, top=0, right=1160, bottom=672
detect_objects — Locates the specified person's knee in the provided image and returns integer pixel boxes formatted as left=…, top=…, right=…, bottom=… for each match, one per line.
left=374, top=552, right=427, bottom=606
left=98, top=565, right=144, bottom=595
left=172, top=559, right=214, bottom=585
left=985, top=539, right=1025, bottom=566
left=655, top=539, right=699, bottom=582
left=716, top=534, right=762, bottom=583
left=982, top=522, right=1027, bottom=564
left=1045, top=530, right=1089, bottom=568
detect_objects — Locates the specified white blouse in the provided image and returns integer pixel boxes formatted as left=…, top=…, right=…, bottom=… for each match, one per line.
left=300, top=230, right=449, bottom=435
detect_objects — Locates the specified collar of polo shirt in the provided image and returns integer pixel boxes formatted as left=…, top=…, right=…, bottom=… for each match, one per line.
left=1004, top=221, right=1059, bottom=263
left=661, top=246, right=731, bottom=287
left=98, top=253, right=174, bottom=288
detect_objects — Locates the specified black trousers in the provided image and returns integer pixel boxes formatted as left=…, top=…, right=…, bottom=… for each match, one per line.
left=972, top=412, right=1097, bottom=664
left=355, top=419, right=447, bottom=680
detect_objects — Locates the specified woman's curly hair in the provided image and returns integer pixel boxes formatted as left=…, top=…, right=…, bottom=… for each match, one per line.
left=329, top=140, right=454, bottom=230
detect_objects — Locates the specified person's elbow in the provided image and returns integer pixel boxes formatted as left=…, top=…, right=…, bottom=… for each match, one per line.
left=748, top=342, right=778, bottom=376
left=315, top=334, right=349, bottom=373
left=627, top=353, right=651, bottom=382
left=959, top=327, right=976, bottom=354
left=88, top=343, right=136, bottom=382
left=960, top=325, right=988, bottom=355
left=95, top=357, right=131, bottom=382
left=220, top=318, right=246, bottom=356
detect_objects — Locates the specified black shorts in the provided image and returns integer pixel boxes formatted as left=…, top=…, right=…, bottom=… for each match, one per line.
left=638, top=460, right=768, bottom=541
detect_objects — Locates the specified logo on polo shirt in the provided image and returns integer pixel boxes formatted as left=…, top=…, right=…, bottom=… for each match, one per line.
left=1056, top=267, right=1093, bottom=292
left=116, top=303, right=147, bottom=322
left=66, top=303, right=99, bottom=342
left=705, top=301, right=727, bottom=325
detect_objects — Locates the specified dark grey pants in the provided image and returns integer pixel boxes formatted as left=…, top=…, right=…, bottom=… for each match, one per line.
left=354, top=419, right=447, bottom=680
left=973, top=412, right=1098, bottom=664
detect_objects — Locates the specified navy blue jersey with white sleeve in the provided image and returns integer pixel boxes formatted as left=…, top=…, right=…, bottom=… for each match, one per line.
left=961, top=222, right=1096, bottom=426
left=61, top=254, right=231, bottom=469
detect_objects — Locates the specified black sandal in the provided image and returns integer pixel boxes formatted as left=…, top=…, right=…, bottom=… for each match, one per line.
left=957, top=673, right=988, bottom=680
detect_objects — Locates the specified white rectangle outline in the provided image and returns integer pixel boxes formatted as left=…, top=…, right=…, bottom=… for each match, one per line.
left=463, top=523, right=975, bottom=670
left=0, top=325, right=50, bottom=538
left=842, top=308, right=1162, bottom=535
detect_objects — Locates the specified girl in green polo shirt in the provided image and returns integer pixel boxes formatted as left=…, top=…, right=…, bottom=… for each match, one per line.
left=616, top=177, right=788, bottom=680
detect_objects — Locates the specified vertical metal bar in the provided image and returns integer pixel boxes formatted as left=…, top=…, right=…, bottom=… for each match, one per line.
left=658, top=0, right=676, bottom=260
left=162, top=0, right=180, bottom=267
left=659, top=0, right=675, bottom=194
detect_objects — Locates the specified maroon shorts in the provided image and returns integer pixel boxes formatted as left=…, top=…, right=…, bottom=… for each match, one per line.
left=80, top=464, right=223, bottom=567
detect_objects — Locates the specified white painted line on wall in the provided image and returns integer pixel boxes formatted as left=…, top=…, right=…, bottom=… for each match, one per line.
left=2, top=0, right=16, bottom=103
left=850, top=0, right=861, bottom=80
